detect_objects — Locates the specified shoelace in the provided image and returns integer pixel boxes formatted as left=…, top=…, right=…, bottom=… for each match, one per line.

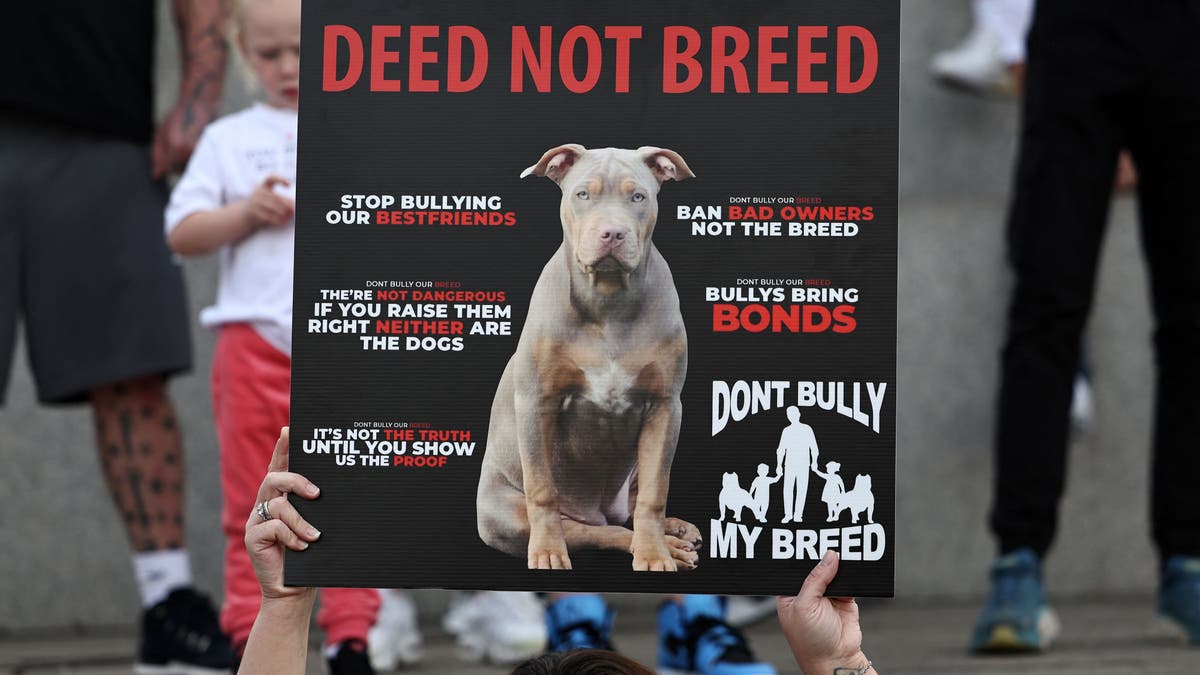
left=684, top=616, right=756, bottom=665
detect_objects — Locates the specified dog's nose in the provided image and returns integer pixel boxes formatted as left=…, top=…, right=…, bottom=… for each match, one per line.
left=599, top=227, right=627, bottom=243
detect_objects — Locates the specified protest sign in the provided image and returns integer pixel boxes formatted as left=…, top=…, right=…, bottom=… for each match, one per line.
left=289, top=0, right=897, bottom=597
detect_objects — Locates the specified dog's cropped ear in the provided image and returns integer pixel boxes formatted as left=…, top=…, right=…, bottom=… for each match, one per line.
left=637, top=147, right=695, bottom=185
left=521, top=144, right=587, bottom=183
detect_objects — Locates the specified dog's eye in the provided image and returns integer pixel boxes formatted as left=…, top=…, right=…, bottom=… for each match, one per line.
left=631, top=193, right=645, bottom=203
left=575, top=191, right=589, bottom=200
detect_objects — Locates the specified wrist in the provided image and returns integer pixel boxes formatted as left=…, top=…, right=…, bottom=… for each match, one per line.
left=797, top=650, right=871, bottom=674
left=260, top=588, right=316, bottom=617
left=236, top=200, right=260, bottom=235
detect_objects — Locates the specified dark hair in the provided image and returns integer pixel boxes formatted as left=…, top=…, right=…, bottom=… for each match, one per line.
left=509, top=649, right=654, bottom=675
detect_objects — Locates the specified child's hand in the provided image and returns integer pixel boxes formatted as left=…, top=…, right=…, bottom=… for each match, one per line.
left=244, top=176, right=296, bottom=230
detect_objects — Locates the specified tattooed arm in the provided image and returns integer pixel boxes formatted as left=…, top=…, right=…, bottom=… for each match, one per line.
left=778, top=550, right=878, bottom=674
left=152, top=0, right=229, bottom=178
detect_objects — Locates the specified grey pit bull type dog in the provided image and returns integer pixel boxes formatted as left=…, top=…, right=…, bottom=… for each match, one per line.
left=476, top=144, right=703, bottom=571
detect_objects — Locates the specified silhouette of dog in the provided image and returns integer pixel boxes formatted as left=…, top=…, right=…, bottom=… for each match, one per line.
left=835, top=474, right=875, bottom=524
left=718, top=472, right=756, bottom=522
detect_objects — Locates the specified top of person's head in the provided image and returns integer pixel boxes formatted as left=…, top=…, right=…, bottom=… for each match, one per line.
left=509, top=649, right=653, bottom=675
left=229, top=0, right=300, bottom=44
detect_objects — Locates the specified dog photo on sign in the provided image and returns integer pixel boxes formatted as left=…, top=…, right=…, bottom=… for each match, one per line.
left=476, top=144, right=701, bottom=572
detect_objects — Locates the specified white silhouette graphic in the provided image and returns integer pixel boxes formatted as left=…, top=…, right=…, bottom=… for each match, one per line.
left=747, top=463, right=780, bottom=522
left=775, top=406, right=820, bottom=524
left=834, top=474, right=875, bottom=524
left=812, top=461, right=846, bottom=522
left=718, top=472, right=756, bottom=522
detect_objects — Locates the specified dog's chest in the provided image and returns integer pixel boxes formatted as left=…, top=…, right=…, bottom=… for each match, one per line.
left=570, top=359, right=640, bottom=416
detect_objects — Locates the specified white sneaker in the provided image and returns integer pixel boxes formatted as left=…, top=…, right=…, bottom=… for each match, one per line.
left=930, top=23, right=1017, bottom=97
left=367, top=590, right=423, bottom=670
left=452, top=591, right=547, bottom=664
left=726, top=595, right=778, bottom=628
left=441, top=590, right=475, bottom=636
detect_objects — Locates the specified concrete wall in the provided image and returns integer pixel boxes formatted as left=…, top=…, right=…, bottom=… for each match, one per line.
left=0, top=1, right=1163, bottom=630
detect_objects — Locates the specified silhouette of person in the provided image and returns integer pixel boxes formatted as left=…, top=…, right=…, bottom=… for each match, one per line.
left=747, top=463, right=780, bottom=522
left=775, top=406, right=820, bottom=524
left=812, top=461, right=846, bottom=522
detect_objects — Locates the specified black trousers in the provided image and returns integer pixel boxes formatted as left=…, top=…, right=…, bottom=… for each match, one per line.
left=990, top=0, right=1200, bottom=561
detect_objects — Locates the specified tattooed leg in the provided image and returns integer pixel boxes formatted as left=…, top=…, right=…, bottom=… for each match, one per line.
left=91, top=375, right=185, bottom=552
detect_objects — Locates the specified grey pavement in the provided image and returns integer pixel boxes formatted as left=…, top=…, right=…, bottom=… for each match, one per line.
left=1, top=597, right=1196, bottom=674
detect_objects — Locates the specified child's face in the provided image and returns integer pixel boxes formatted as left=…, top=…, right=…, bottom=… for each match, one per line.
left=239, top=0, right=302, bottom=110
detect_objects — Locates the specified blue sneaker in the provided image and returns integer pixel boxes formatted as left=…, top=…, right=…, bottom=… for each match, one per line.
left=969, top=549, right=1060, bottom=653
left=545, top=594, right=615, bottom=652
left=658, top=595, right=777, bottom=675
left=1158, top=556, right=1200, bottom=645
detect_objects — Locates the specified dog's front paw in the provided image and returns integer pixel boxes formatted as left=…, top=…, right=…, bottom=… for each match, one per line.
left=631, top=533, right=677, bottom=572
left=666, top=534, right=700, bottom=570
left=527, top=535, right=572, bottom=570
left=664, top=517, right=702, bottom=547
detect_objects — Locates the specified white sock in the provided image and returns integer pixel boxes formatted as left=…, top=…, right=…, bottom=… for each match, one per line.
left=133, top=549, right=193, bottom=607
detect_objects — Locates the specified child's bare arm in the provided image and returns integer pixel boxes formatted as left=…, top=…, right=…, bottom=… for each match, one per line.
left=169, top=176, right=294, bottom=255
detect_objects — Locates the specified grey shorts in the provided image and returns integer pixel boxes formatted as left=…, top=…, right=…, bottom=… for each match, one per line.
left=0, top=113, right=192, bottom=404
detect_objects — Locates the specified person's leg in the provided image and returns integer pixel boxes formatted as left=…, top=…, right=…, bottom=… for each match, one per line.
left=211, top=324, right=292, bottom=649
left=780, top=466, right=795, bottom=524
left=317, top=588, right=382, bottom=648
left=794, top=464, right=809, bottom=523
left=1126, top=6, right=1200, bottom=564
left=1124, top=2, right=1200, bottom=645
left=91, top=377, right=189, bottom=582
left=988, top=1, right=1130, bottom=558
left=973, top=0, right=1137, bottom=653
left=14, top=118, right=226, bottom=668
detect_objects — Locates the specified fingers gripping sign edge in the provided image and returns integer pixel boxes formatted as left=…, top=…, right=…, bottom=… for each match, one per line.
left=268, top=426, right=290, bottom=474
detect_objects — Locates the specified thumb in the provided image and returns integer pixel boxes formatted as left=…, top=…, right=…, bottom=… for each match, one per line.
left=798, top=549, right=840, bottom=603
left=267, top=427, right=290, bottom=473
left=263, top=175, right=291, bottom=190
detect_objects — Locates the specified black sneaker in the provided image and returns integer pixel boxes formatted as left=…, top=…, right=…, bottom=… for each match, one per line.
left=328, top=639, right=375, bottom=675
left=136, top=587, right=236, bottom=674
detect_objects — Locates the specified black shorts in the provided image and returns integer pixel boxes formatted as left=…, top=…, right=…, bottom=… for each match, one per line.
left=0, top=113, right=192, bottom=404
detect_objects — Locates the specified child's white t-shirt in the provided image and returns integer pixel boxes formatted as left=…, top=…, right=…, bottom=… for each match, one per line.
left=165, top=103, right=297, bottom=355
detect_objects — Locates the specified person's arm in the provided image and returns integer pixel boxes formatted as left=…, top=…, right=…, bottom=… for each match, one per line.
left=777, top=550, right=877, bottom=674
left=168, top=175, right=294, bottom=255
left=238, top=429, right=323, bottom=675
left=239, top=590, right=316, bottom=674
left=153, top=0, right=229, bottom=178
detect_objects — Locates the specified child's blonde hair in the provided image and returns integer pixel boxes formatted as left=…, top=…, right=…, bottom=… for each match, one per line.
left=226, top=0, right=299, bottom=88
left=227, top=0, right=256, bottom=85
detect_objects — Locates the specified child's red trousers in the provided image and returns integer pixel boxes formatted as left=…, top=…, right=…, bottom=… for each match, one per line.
left=212, top=323, right=379, bottom=647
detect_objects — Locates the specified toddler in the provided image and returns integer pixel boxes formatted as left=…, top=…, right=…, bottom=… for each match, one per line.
left=165, top=0, right=379, bottom=671
left=812, top=461, right=845, bottom=521
left=747, top=462, right=780, bottom=522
